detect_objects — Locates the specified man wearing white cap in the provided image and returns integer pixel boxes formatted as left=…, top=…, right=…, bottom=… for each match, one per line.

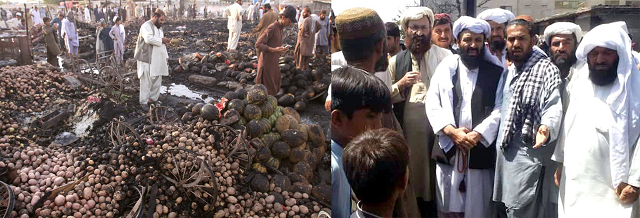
left=387, top=7, right=452, bottom=216
left=476, top=8, right=515, bottom=66
left=553, top=22, right=640, bottom=218
left=493, top=19, right=563, bottom=218
left=543, top=22, right=585, bottom=112
left=426, top=16, right=505, bottom=218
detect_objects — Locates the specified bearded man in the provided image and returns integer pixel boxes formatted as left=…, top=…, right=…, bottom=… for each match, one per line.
left=477, top=8, right=515, bottom=65
left=426, top=16, right=505, bottom=218
left=387, top=6, right=453, bottom=217
left=553, top=22, right=640, bottom=218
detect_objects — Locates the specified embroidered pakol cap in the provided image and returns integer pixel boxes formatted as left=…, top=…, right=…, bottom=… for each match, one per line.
left=335, top=7, right=385, bottom=40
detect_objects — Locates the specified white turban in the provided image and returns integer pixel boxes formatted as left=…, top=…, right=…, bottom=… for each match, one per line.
left=452, top=16, right=491, bottom=40
left=113, top=16, right=119, bottom=23
left=543, top=22, right=583, bottom=44
left=401, top=7, right=434, bottom=32
left=476, top=8, right=515, bottom=24
left=575, top=22, right=640, bottom=189
left=452, top=16, right=502, bottom=69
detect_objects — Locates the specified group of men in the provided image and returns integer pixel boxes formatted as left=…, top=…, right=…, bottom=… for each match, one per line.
left=248, top=2, right=332, bottom=96
left=330, top=6, right=640, bottom=218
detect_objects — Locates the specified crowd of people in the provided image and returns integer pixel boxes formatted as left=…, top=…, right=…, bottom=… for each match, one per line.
left=330, top=6, right=640, bottom=218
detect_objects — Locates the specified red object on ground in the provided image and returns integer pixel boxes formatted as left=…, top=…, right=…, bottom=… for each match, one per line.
left=214, top=98, right=228, bottom=118
left=225, top=60, right=231, bottom=65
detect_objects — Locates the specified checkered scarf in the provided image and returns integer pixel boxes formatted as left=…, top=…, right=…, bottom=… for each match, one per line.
left=500, top=48, right=562, bottom=149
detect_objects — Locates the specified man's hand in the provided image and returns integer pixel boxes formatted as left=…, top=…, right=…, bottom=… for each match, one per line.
left=272, top=46, right=288, bottom=54
left=324, top=100, right=331, bottom=111
left=444, top=125, right=473, bottom=150
left=616, top=182, right=639, bottom=204
left=555, top=164, right=562, bottom=187
left=161, top=37, right=170, bottom=44
left=397, top=71, right=421, bottom=89
left=533, top=125, right=550, bottom=149
left=465, top=131, right=482, bottom=147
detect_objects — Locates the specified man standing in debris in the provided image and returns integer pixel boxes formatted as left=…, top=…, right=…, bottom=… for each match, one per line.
left=493, top=19, right=563, bottom=218
left=1, top=8, right=7, bottom=27
left=42, top=17, right=61, bottom=67
left=255, top=5, right=296, bottom=96
left=62, top=12, right=79, bottom=57
left=425, top=16, right=504, bottom=218
left=387, top=7, right=452, bottom=217
left=252, top=3, right=277, bottom=38
left=477, top=8, right=515, bottom=66
left=31, top=7, right=42, bottom=25
left=294, top=7, right=321, bottom=70
left=135, top=9, right=170, bottom=109
left=51, top=11, right=64, bottom=51
left=94, top=5, right=99, bottom=22
left=247, top=3, right=254, bottom=23
left=553, top=22, right=640, bottom=218
left=84, top=5, right=91, bottom=23
left=314, top=10, right=330, bottom=58
left=227, top=0, right=243, bottom=52
left=110, top=17, right=125, bottom=65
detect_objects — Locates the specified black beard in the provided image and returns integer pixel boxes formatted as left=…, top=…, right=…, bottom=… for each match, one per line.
left=375, top=44, right=389, bottom=72
left=459, top=46, right=484, bottom=69
left=489, top=39, right=506, bottom=52
left=550, top=52, right=577, bottom=79
left=154, top=20, right=162, bottom=29
left=409, top=32, right=431, bottom=56
left=589, top=58, right=619, bottom=86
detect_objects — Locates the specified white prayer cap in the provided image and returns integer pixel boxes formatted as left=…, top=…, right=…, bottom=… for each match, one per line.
left=452, top=16, right=491, bottom=40
left=400, top=7, right=434, bottom=31
left=543, top=22, right=583, bottom=44
left=113, top=16, right=118, bottom=22
left=476, top=8, right=515, bottom=24
left=16, top=12, right=21, bottom=17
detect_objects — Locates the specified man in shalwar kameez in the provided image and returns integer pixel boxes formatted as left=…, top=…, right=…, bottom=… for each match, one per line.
left=254, top=6, right=296, bottom=96
left=553, top=22, right=640, bottom=218
left=62, top=12, right=79, bottom=57
left=542, top=22, right=585, bottom=109
left=425, top=16, right=504, bottom=218
left=227, top=0, right=243, bottom=51
left=135, top=9, right=170, bottom=108
left=493, top=19, right=563, bottom=218
left=386, top=7, right=452, bottom=217
left=110, top=16, right=125, bottom=65
left=294, top=7, right=321, bottom=70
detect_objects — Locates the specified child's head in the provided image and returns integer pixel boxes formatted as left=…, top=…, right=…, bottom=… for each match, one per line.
left=330, top=66, right=391, bottom=143
left=343, top=128, right=410, bottom=204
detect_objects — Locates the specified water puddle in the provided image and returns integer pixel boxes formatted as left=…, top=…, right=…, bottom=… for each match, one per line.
left=161, top=83, right=218, bottom=103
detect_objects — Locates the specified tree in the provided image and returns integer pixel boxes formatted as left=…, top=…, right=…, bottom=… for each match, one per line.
left=43, top=0, right=64, bottom=4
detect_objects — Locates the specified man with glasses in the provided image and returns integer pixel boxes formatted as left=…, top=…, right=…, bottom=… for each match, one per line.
left=387, top=6, right=452, bottom=217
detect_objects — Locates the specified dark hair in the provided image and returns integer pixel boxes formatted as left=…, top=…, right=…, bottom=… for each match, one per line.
left=43, top=17, right=50, bottom=23
left=385, top=22, right=400, bottom=37
left=339, top=30, right=385, bottom=63
left=343, top=128, right=409, bottom=204
left=434, top=17, right=452, bottom=28
left=507, top=19, right=535, bottom=37
left=153, top=8, right=165, bottom=18
left=331, top=66, right=391, bottom=119
left=264, top=3, right=271, bottom=9
left=321, top=10, right=327, bottom=15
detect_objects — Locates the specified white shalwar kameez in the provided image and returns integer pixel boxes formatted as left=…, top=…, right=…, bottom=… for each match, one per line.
left=137, top=22, right=169, bottom=105
left=554, top=22, right=640, bottom=218
left=426, top=57, right=501, bottom=218
left=227, top=3, right=242, bottom=51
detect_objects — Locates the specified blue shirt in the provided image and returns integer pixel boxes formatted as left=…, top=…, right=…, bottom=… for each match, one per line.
left=331, top=140, right=351, bottom=218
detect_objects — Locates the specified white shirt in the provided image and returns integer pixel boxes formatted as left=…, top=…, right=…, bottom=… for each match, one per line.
left=137, top=21, right=168, bottom=78
left=31, top=9, right=42, bottom=25
left=227, top=3, right=243, bottom=31
left=119, top=24, right=125, bottom=41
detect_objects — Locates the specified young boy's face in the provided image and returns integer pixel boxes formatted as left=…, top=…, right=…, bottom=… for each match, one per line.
left=333, top=108, right=383, bottom=142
